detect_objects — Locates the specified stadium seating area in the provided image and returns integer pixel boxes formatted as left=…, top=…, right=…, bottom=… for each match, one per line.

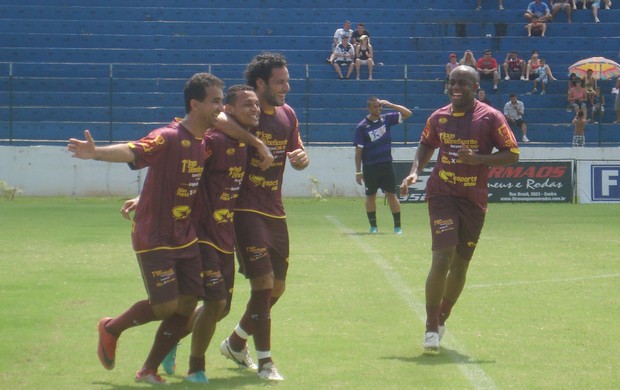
left=0, top=0, right=619, bottom=145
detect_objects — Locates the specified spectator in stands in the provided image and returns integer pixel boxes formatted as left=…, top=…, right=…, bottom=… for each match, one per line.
left=476, top=0, right=504, bottom=10
left=589, top=86, right=605, bottom=123
left=525, top=0, right=553, bottom=22
left=355, top=35, right=374, bottom=80
left=476, top=49, right=500, bottom=91
left=504, top=94, right=530, bottom=142
left=572, top=109, right=587, bottom=146
left=568, top=72, right=581, bottom=89
left=550, top=0, right=573, bottom=22
left=459, top=50, right=477, bottom=69
left=351, top=23, right=370, bottom=48
left=444, top=53, right=459, bottom=93
left=331, top=35, right=355, bottom=79
left=583, top=68, right=597, bottom=101
left=503, top=51, right=526, bottom=80
left=592, top=0, right=612, bottom=23
left=525, top=15, right=547, bottom=36
left=327, top=20, right=353, bottom=63
left=525, top=50, right=542, bottom=80
left=612, top=78, right=620, bottom=123
left=477, top=89, right=493, bottom=106
left=572, top=1, right=590, bottom=9
left=531, top=58, right=557, bottom=95
left=568, top=78, right=588, bottom=117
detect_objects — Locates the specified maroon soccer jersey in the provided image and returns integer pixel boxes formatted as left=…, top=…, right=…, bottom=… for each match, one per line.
left=192, top=130, right=247, bottom=253
left=128, top=119, right=205, bottom=253
left=235, top=104, right=303, bottom=217
left=421, top=101, right=519, bottom=211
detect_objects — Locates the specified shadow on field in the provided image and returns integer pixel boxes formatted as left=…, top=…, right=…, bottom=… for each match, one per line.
left=92, top=368, right=266, bottom=389
left=382, top=347, right=496, bottom=366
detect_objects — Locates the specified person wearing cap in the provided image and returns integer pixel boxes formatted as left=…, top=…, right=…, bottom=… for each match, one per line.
left=444, top=53, right=459, bottom=94
left=327, top=20, right=353, bottom=63
left=331, top=34, right=355, bottom=79
left=476, top=50, right=500, bottom=91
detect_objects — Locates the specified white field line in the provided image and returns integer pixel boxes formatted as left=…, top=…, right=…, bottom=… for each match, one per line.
left=325, top=215, right=498, bottom=390
left=467, top=273, right=620, bottom=289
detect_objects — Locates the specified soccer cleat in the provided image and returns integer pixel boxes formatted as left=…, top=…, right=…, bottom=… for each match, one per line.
left=185, top=370, right=209, bottom=384
left=220, top=338, right=258, bottom=370
left=522, top=135, right=530, bottom=143
left=369, top=226, right=378, bottom=234
left=504, top=75, right=510, bottom=81
left=161, top=344, right=177, bottom=375
left=257, top=362, right=284, bottom=381
left=394, top=227, right=403, bottom=235
left=135, top=368, right=167, bottom=385
left=97, top=317, right=118, bottom=370
left=423, top=331, right=440, bottom=352
left=438, top=325, right=446, bottom=341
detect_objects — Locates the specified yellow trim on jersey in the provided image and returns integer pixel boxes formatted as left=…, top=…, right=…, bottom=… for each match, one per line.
left=234, top=208, right=287, bottom=219
left=197, top=240, right=234, bottom=255
left=510, top=148, right=520, bottom=154
left=134, top=238, right=198, bottom=254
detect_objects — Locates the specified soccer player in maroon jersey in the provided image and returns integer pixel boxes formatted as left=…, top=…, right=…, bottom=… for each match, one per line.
left=68, top=73, right=226, bottom=385
left=218, top=52, right=309, bottom=381
left=399, top=65, right=519, bottom=353
left=121, top=85, right=261, bottom=383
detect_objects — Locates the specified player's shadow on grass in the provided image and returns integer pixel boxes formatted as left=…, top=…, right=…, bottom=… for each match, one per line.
left=92, top=369, right=268, bottom=389
left=382, top=347, right=496, bottom=366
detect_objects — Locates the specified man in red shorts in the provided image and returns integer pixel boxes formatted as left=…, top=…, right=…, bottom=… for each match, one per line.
left=399, top=65, right=519, bottom=353
left=218, top=52, right=309, bottom=381
left=68, top=73, right=226, bottom=384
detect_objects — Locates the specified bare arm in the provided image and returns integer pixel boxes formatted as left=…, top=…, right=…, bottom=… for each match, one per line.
left=67, top=130, right=135, bottom=162
left=380, top=100, right=412, bottom=120
left=458, top=146, right=519, bottom=167
left=355, top=146, right=363, bottom=185
left=214, top=113, right=274, bottom=170
left=399, top=143, right=435, bottom=196
left=120, top=196, right=140, bottom=220
left=287, top=149, right=309, bottom=171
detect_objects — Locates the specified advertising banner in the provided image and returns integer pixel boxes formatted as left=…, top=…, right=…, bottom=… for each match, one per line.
left=395, top=160, right=574, bottom=203
left=576, top=161, right=620, bottom=203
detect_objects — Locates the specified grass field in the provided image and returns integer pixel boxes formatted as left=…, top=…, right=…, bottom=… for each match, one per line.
left=0, top=197, right=618, bottom=389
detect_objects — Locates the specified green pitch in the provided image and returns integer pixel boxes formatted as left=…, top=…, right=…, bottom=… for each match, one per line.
left=0, top=197, right=618, bottom=389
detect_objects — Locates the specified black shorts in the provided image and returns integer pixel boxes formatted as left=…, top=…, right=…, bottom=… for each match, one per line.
left=363, top=161, right=397, bottom=196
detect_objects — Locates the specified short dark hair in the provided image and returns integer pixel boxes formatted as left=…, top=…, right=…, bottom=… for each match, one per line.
left=225, top=84, right=255, bottom=105
left=184, top=72, right=224, bottom=114
left=509, top=94, right=517, bottom=98
left=245, top=52, right=288, bottom=89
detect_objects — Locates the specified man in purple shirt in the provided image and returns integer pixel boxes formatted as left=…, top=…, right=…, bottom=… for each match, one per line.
left=400, top=65, right=519, bottom=353
left=354, top=97, right=411, bottom=234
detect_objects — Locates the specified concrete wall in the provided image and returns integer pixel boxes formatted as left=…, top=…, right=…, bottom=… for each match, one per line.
left=1, top=145, right=619, bottom=197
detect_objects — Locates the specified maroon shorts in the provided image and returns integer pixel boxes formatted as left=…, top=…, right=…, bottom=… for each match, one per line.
left=199, top=243, right=235, bottom=312
left=234, top=211, right=290, bottom=280
left=427, top=195, right=486, bottom=261
left=136, top=243, right=204, bottom=305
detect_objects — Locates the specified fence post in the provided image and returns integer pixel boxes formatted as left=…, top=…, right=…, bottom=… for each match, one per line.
left=8, top=62, right=13, bottom=144
left=108, top=64, right=114, bottom=143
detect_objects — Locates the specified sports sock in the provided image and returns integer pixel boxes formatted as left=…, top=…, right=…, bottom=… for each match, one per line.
left=248, top=289, right=272, bottom=355
left=142, top=313, right=191, bottom=370
left=188, top=355, right=205, bottom=375
left=425, top=305, right=440, bottom=332
left=106, top=300, right=157, bottom=336
left=229, top=316, right=252, bottom=351
left=270, top=295, right=280, bottom=308
left=392, top=211, right=401, bottom=228
left=367, top=211, right=377, bottom=228
left=439, top=297, right=455, bottom=326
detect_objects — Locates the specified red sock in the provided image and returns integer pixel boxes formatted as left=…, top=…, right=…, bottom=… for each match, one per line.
left=142, top=313, right=191, bottom=370
left=439, top=298, right=455, bottom=326
left=425, top=305, right=440, bottom=332
left=106, top=300, right=157, bottom=336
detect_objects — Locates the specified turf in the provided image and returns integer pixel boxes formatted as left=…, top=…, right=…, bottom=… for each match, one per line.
left=0, top=197, right=618, bottom=389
